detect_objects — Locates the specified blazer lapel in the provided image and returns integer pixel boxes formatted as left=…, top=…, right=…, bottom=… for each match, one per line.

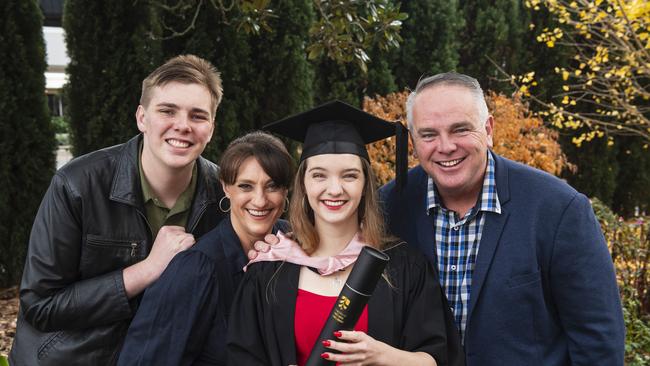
left=413, top=167, right=438, bottom=265
left=467, top=152, right=511, bottom=323
left=416, top=209, right=437, bottom=265
left=467, top=211, right=509, bottom=319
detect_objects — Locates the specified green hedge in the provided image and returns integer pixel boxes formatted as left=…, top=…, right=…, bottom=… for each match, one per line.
left=592, top=198, right=650, bottom=365
left=0, top=0, right=56, bottom=287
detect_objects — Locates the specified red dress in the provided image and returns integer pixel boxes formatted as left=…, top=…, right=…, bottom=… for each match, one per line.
left=294, top=288, right=369, bottom=366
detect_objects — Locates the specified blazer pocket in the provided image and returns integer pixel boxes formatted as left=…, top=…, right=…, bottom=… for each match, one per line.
left=507, top=270, right=541, bottom=288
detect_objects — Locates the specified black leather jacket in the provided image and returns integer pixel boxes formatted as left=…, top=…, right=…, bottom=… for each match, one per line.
left=9, top=135, right=225, bottom=365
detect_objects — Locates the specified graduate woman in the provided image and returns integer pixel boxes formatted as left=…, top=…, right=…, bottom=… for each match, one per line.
left=118, top=131, right=294, bottom=365
left=227, top=101, right=461, bottom=366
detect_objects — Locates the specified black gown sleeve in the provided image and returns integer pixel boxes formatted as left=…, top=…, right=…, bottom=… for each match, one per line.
left=226, top=264, right=272, bottom=366
left=397, top=248, right=449, bottom=363
left=117, top=250, right=220, bottom=366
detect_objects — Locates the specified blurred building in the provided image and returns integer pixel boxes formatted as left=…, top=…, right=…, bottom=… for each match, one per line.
left=40, top=0, right=67, bottom=117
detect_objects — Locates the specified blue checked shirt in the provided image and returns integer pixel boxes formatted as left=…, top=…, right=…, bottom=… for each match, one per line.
left=427, top=152, right=501, bottom=342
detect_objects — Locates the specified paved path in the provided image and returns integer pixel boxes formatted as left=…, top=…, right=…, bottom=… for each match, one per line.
left=56, top=145, right=72, bottom=169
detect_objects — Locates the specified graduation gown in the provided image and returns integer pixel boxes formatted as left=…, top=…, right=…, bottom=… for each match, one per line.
left=118, top=218, right=286, bottom=366
left=227, top=241, right=458, bottom=366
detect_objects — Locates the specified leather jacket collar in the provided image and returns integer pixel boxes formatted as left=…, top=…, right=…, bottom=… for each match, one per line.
left=109, top=135, right=221, bottom=230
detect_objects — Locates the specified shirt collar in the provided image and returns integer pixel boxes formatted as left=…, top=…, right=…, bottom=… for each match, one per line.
left=426, top=151, right=501, bottom=215
left=138, top=139, right=197, bottom=213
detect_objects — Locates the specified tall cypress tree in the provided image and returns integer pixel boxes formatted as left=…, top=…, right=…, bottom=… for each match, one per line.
left=314, top=46, right=397, bottom=106
left=314, top=61, right=364, bottom=106
left=313, top=4, right=400, bottom=106
left=0, top=0, right=56, bottom=286
left=159, top=3, right=257, bottom=162
left=63, top=0, right=161, bottom=156
left=393, top=0, right=462, bottom=89
left=366, top=46, right=398, bottom=98
left=250, top=0, right=315, bottom=124
left=159, top=0, right=314, bottom=160
left=458, top=0, right=526, bottom=92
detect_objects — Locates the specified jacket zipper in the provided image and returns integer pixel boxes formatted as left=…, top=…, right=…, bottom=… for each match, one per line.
left=86, top=237, right=141, bottom=258
left=188, top=203, right=209, bottom=233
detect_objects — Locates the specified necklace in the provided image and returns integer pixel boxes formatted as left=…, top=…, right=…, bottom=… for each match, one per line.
left=331, top=273, right=343, bottom=288
left=307, top=266, right=345, bottom=288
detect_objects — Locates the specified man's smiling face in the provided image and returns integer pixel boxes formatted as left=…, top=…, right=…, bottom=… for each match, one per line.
left=136, top=81, right=214, bottom=172
left=410, top=84, right=493, bottom=201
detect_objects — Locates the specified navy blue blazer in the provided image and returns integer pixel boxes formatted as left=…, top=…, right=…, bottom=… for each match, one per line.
left=379, top=152, right=625, bottom=366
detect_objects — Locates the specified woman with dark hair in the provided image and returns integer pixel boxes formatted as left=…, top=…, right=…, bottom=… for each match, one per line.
left=227, top=101, right=462, bottom=366
left=118, top=131, right=294, bottom=366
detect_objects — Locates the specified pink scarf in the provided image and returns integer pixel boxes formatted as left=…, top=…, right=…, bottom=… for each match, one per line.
left=244, top=231, right=367, bottom=275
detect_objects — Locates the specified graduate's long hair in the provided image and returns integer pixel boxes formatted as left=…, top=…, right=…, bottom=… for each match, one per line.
left=288, top=156, right=388, bottom=254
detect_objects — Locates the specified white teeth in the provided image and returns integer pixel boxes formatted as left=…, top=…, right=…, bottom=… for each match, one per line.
left=323, top=200, right=345, bottom=207
left=439, top=158, right=463, bottom=167
left=247, top=209, right=271, bottom=217
left=167, top=139, right=190, bottom=148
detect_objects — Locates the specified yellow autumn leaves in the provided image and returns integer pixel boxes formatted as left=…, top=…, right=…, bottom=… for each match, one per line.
left=518, top=0, right=649, bottom=146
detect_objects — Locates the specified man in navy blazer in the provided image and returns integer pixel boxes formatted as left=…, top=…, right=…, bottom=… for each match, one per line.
left=379, top=73, right=625, bottom=365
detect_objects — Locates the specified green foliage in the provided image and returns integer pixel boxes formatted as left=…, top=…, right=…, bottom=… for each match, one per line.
left=458, top=0, right=526, bottom=92
left=159, top=1, right=257, bottom=162
left=159, top=0, right=314, bottom=162
left=249, top=0, right=315, bottom=125
left=591, top=198, right=650, bottom=364
left=150, top=0, right=404, bottom=73
left=0, top=0, right=56, bottom=287
left=561, top=137, right=619, bottom=207
left=613, top=139, right=650, bottom=217
left=365, top=48, right=397, bottom=98
left=51, top=116, right=69, bottom=134
left=314, top=61, right=364, bottom=105
left=515, top=5, right=572, bottom=102
left=63, top=0, right=162, bottom=156
left=307, top=0, right=406, bottom=73
left=393, top=0, right=462, bottom=88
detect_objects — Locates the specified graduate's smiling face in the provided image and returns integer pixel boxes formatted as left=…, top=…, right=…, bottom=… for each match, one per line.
left=303, top=154, right=365, bottom=228
left=223, top=157, right=287, bottom=247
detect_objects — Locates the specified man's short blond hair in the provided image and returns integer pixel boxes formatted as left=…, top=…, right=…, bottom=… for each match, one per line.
left=140, top=54, right=223, bottom=117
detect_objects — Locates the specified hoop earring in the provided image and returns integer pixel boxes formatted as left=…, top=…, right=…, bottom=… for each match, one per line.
left=219, top=196, right=231, bottom=213
left=283, top=197, right=290, bottom=213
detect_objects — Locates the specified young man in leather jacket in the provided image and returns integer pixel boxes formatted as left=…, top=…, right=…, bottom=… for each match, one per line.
left=9, top=55, right=227, bottom=365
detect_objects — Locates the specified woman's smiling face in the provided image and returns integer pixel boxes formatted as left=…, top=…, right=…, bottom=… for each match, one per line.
left=223, top=157, right=287, bottom=246
left=304, top=154, right=365, bottom=227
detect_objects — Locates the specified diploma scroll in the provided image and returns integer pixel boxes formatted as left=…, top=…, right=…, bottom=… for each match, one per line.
left=305, top=246, right=390, bottom=366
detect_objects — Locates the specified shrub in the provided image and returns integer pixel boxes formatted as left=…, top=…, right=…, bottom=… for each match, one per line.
left=592, top=197, right=650, bottom=365
left=363, top=91, right=417, bottom=185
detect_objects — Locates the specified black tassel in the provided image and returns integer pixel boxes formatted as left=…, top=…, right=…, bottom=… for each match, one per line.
left=395, top=122, right=408, bottom=190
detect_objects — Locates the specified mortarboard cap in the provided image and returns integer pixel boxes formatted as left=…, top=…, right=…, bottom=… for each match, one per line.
left=264, top=100, right=408, bottom=189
